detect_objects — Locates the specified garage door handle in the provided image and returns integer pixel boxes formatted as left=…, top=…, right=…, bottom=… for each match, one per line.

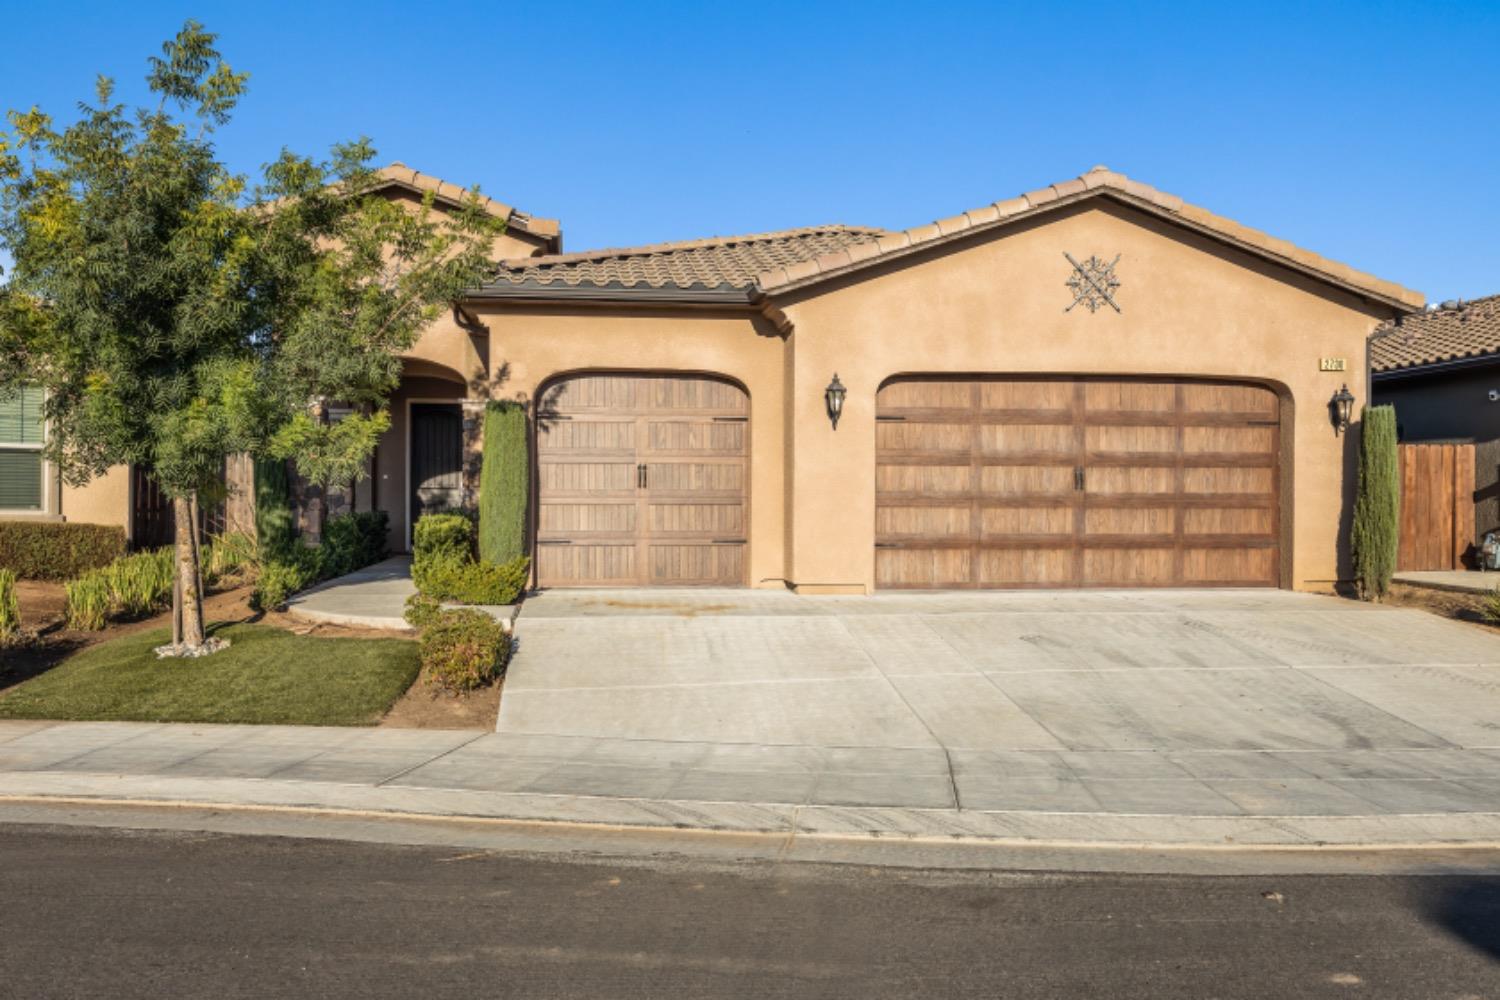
left=637, top=463, right=648, bottom=488
left=1074, top=467, right=1085, bottom=491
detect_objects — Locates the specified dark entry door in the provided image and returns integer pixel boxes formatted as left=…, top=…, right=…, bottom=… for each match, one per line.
left=410, top=403, right=464, bottom=543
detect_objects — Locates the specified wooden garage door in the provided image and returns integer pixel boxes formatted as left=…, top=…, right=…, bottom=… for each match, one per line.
left=536, top=373, right=748, bottom=587
left=875, top=377, right=1281, bottom=589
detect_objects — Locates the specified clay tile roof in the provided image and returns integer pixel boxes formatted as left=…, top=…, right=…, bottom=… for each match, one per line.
left=1371, top=294, right=1500, bottom=373
left=374, top=162, right=561, bottom=241
left=753, top=166, right=1424, bottom=311
left=477, top=225, right=889, bottom=295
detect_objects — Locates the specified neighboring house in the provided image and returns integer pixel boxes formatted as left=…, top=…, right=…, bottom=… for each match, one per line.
left=6, top=164, right=1426, bottom=594
left=1371, top=294, right=1500, bottom=550
left=0, top=163, right=561, bottom=545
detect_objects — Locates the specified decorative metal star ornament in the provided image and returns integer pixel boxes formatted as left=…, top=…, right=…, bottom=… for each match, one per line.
left=1064, top=252, right=1121, bottom=313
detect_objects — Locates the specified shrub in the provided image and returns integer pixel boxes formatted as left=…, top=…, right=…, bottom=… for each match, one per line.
left=254, top=456, right=294, bottom=554
left=421, top=554, right=529, bottom=605
left=479, top=401, right=528, bottom=565
left=103, top=547, right=174, bottom=618
left=413, top=512, right=473, bottom=574
left=418, top=608, right=511, bottom=693
left=64, top=573, right=112, bottom=631
left=1352, top=405, right=1400, bottom=600
left=322, top=510, right=389, bottom=579
left=0, top=522, right=125, bottom=581
left=404, top=593, right=442, bottom=630
left=201, top=531, right=257, bottom=585
left=249, top=544, right=324, bottom=612
left=0, top=568, right=19, bottom=641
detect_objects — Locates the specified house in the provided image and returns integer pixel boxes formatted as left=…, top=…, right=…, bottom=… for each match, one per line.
left=1371, top=294, right=1500, bottom=553
left=4, top=164, right=1425, bottom=593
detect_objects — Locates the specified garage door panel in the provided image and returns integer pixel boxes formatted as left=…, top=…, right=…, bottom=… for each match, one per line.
left=981, top=506, right=1073, bottom=536
left=979, top=423, right=1075, bottom=455
left=878, top=464, right=974, bottom=496
left=538, top=543, right=637, bottom=587
left=877, top=505, right=971, bottom=539
left=877, top=376, right=1280, bottom=590
left=979, top=547, right=1077, bottom=587
left=877, top=547, right=972, bottom=588
left=1182, top=546, right=1276, bottom=585
left=537, top=373, right=747, bottom=587
left=1085, top=547, right=1175, bottom=586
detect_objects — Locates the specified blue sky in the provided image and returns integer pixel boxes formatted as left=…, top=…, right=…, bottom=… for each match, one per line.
left=1, top=0, right=1496, bottom=302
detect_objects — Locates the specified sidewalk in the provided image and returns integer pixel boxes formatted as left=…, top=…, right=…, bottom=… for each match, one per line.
left=4, top=719, right=1500, bottom=848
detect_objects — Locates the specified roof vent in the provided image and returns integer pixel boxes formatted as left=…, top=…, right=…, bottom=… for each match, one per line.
left=1441, top=299, right=1462, bottom=310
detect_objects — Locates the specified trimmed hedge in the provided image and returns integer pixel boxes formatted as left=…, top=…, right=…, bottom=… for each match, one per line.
left=478, top=401, right=528, bottom=565
left=1352, top=404, right=1400, bottom=600
left=0, top=521, right=126, bottom=581
left=250, top=511, right=391, bottom=612
left=412, top=512, right=527, bottom=605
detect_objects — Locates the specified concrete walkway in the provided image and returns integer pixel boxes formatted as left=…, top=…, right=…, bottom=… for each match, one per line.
left=4, top=718, right=1500, bottom=847
left=1394, top=569, right=1500, bottom=595
left=285, top=557, right=517, bottom=631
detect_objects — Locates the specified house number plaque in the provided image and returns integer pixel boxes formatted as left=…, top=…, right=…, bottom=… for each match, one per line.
left=1319, top=357, right=1347, bottom=372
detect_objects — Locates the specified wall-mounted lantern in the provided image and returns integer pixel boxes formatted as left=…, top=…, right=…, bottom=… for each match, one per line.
left=1330, top=384, right=1355, bottom=435
left=825, top=374, right=847, bottom=430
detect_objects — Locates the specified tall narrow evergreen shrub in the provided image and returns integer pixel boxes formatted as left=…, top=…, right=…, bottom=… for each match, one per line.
left=254, top=457, right=294, bottom=555
left=1351, top=404, right=1400, bottom=599
left=478, top=402, right=528, bottom=565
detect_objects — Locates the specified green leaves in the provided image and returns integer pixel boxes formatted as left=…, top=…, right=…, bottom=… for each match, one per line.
left=267, top=408, right=391, bottom=493
left=145, top=20, right=247, bottom=124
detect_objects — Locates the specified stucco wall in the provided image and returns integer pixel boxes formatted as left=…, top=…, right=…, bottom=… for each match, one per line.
left=775, top=201, right=1390, bottom=593
left=465, top=306, right=790, bottom=587
left=60, top=465, right=131, bottom=530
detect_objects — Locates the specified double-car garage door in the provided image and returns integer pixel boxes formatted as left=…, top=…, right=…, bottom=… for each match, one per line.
left=875, top=377, right=1282, bottom=589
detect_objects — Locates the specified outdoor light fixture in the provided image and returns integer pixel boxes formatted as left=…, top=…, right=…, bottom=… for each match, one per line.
left=1330, top=384, right=1355, bottom=435
left=825, top=374, right=847, bottom=430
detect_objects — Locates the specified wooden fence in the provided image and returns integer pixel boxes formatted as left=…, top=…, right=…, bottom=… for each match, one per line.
left=1397, top=442, right=1475, bottom=571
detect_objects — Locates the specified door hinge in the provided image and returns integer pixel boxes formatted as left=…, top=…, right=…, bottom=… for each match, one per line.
left=538, top=539, right=573, bottom=545
left=712, top=416, right=749, bottom=422
left=711, top=538, right=747, bottom=545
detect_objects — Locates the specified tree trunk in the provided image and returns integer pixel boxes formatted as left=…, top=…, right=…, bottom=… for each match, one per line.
left=173, top=494, right=206, bottom=649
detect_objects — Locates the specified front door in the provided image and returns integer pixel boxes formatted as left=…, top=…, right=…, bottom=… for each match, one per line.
left=535, top=373, right=749, bottom=587
left=409, top=403, right=464, bottom=543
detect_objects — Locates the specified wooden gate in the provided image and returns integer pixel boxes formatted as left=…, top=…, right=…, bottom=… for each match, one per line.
left=1397, top=442, right=1475, bottom=571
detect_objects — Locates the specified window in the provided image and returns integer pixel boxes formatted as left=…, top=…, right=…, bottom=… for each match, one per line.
left=0, top=385, right=44, bottom=510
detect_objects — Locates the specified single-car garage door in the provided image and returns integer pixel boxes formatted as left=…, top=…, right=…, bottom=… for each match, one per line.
left=536, top=373, right=748, bottom=587
left=875, top=377, right=1281, bottom=589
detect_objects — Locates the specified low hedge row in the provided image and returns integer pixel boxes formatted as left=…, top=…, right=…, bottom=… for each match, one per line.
left=412, top=512, right=527, bottom=605
left=0, top=521, right=127, bottom=581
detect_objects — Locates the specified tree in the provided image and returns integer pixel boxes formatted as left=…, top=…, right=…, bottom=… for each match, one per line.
left=0, top=22, right=500, bottom=653
left=1351, top=404, right=1400, bottom=600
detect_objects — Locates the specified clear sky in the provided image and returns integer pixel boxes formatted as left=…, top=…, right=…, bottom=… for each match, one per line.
left=2, top=0, right=1496, bottom=303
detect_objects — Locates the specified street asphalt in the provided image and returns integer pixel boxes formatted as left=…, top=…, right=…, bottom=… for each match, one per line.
left=1, top=822, right=1497, bottom=999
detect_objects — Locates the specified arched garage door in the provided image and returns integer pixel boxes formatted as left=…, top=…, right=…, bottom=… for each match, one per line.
left=875, top=377, right=1281, bottom=589
left=536, top=373, right=748, bottom=587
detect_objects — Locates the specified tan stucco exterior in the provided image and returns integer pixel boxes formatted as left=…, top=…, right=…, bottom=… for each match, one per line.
left=429, top=198, right=1397, bottom=593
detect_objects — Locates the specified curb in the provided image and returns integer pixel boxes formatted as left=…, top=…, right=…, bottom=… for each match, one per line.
left=6, top=771, right=1500, bottom=851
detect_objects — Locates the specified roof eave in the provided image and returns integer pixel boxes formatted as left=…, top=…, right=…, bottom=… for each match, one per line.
left=1372, top=352, right=1500, bottom=380
left=757, top=188, right=1423, bottom=315
left=463, top=281, right=755, bottom=306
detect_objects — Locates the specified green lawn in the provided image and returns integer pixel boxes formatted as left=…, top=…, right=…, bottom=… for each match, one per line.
left=0, top=624, right=420, bottom=726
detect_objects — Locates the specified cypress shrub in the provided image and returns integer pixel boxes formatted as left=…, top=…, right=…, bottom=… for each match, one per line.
left=478, top=401, right=528, bottom=565
left=1351, top=404, right=1400, bottom=600
left=254, top=456, right=294, bottom=555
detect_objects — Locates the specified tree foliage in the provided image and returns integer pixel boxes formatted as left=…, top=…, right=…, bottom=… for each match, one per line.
left=0, top=21, right=502, bottom=650
left=1351, top=404, right=1400, bottom=600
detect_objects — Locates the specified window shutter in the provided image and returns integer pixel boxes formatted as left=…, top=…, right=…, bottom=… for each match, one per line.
left=0, top=386, right=44, bottom=445
left=0, top=450, right=41, bottom=509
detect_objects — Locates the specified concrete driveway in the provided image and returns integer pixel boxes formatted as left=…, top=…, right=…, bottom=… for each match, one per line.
left=498, top=587, right=1500, bottom=757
